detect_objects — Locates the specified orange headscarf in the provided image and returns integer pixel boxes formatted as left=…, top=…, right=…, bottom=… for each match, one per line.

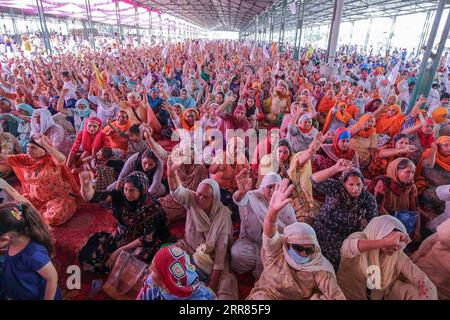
left=322, top=102, right=353, bottom=133
left=432, top=107, right=448, bottom=124
left=181, top=108, right=199, bottom=132
left=421, top=136, right=450, bottom=172
left=375, top=104, right=406, bottom=137
left=353, top=113, right=376, bottom=138
left=317, top=95, right=337, bottom=114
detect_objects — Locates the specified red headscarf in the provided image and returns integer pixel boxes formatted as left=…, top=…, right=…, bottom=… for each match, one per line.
left=71, top=117, right=108, bottom=155
left=333, top=127, right=355, bottom=160
left=152, top=245, right=200, bottom=298
left=417, top=117, right=435, bottom=149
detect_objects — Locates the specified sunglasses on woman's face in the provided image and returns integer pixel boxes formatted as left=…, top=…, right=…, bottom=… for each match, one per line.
left=291, top=244, right=315, bottom=255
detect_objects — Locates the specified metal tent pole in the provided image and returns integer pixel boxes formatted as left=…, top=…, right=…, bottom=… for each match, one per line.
left=135, top=7, right=141, bottom=45
left=326, top=0, right=344, bottom=66
left=408, top=0, right=446, bottom=113
left=35, top=0, right=52, bottom=55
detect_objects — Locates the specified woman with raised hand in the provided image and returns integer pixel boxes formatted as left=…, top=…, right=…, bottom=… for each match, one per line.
left=247, top=178, right=346, bottom=300
left=166, top=153, right=238, bottom=300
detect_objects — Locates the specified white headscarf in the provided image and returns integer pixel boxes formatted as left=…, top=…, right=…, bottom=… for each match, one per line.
left=282, top=222, right=336, bottom=276
left=30, top=109, right=55, bottom=136
left=358, top=215, right=409, bottom=290
left=193, top=179, right=233, bottom=251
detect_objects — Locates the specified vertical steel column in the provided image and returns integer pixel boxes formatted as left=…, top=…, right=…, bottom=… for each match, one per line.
left=298, top=0, right=304, bottom=50
left=149, top=12, right=153, bottom=38
left=408, top=0, right=446, bottom=112
left=269, top=9, right=274, bottom=43
left=159, top=14, right=163, bottom=39
left=418, top=10, right=433, bottom=53
left=135, top=7, right=141, bottom=45
left=349, top=21, right=354, bottom=41
left=364, top=18, right=373, bottom=52
left=279, top=0, right=287, bottom=48
left=85, top=0, right=95, bottom=49
left=386, top=16, right=396, bottom=51
left=326, top=0, right=344, bottom=65
left=35, top=0, right=52, bottom=55
left=115, top=1, right=122, bottom=45
left=294, top=0, right=300, bottom=53
left=254, top=16, right=258, bottom=43
left=9, top=8, right=20, bottom=45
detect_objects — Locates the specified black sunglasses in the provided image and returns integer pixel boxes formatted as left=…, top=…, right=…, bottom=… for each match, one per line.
left=291, top=244, right=315, bottom=255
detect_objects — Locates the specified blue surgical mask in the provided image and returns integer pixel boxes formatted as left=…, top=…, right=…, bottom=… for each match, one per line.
left=288, top=247, right=311, bottom=265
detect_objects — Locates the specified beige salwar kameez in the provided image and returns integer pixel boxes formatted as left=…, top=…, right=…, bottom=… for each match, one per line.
left=171, top=183, right=238, bottom=300
left=247, top=232, right=346, bottom=300
left=337, top=216, right=437, bottom=300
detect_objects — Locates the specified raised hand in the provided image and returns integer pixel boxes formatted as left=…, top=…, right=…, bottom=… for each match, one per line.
left=235, top=169, right=254, bottom=194
left=417, top=95, right=427, bottom=105
left=167, top=153, right=182, bottom=174
left=268, top=178, right=294, bottom=214
left=33, top=133, right=52, bottom=149
left=333, top=158, right=354, bottom=172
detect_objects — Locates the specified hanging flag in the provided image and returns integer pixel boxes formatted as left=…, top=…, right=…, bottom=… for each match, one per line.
left=92, top=63, right=106, bottom=89
left=289, top=2, right=296, bottom=15
left=305, top=44, right=314, bottom=60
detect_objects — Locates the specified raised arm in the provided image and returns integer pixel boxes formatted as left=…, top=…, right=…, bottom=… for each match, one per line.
left=34, top=134, right=66, bottom=164
left=233, top=169, right=254, bottom=203
left=410, top=95, right=427, bottom=119
left=56, top=89, right=70, bottom=115
left=79, top=170, right=95, bottom=201
left=142, top=128, right=168, bottom=161
left=311, top=158, right=353, bottom=183
left=167, top=154, right=182, bottom=192
left=263, top=178, right=294, bottom=238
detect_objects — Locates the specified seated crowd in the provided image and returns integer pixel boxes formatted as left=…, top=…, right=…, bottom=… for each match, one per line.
left=0, top=36, right=449, bottom=300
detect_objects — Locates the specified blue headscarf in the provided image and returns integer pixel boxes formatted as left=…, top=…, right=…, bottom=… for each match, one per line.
left=16, top=103, right=34, bottom=116
left=74, top=98, right=93, bottom=130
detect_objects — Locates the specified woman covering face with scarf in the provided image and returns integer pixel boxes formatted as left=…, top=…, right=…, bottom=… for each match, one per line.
left=231, top=171, right=296, bottom=279
left=338, top=215, right=436, bottom=300
left=247, top=178, right=346, bottom=300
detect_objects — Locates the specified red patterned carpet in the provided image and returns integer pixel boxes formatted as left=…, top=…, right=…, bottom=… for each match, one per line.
left=6, top=138, right=256, bottom=300
left=49, top=201, right=254, bottom=300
